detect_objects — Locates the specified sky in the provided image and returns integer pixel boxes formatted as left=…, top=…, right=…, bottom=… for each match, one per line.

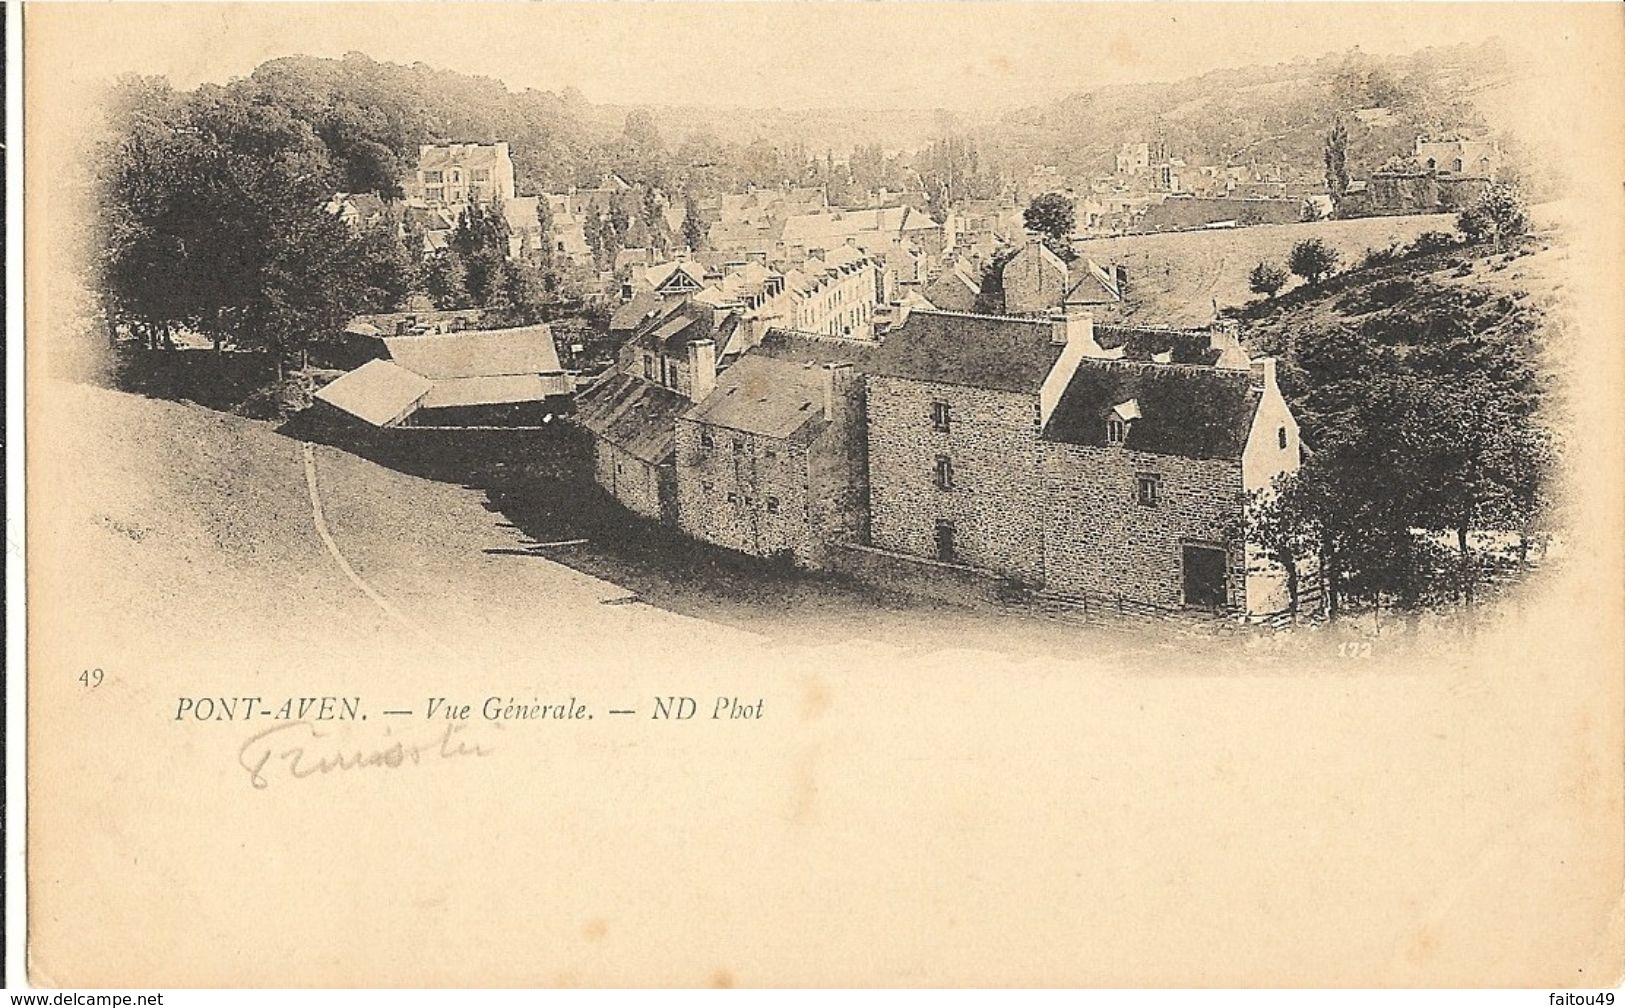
left=26, top=2, right=1565, bottom=112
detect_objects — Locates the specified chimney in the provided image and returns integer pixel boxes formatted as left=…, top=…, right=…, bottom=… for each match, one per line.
left=687, top=339, right=717, bottom=403
left=823, top=361, right=853, bottom=418
left=1049, top=311, right=1102, bottom=354
left=1210, top=320, right=1251, bottom=370
left=496, top=141, right=509, bottom=159
left=1250, top=356, right=1279, bottom=393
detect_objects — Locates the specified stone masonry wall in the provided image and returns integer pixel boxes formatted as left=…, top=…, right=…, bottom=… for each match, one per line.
left=867, top=375, right=1045, bottom=584
left=595, top=440, right=670, bottom=523
left=1041, top=441, right=1245, bottom=609
left=674, top=421, right=819, bottom=565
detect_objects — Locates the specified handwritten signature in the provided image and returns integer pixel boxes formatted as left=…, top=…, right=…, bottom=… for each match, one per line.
left=237, top=720, right=492, bottom=789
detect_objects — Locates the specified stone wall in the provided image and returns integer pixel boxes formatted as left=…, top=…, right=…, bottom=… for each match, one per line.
left=1134, top=196, right=1303, bottom=233
left=1041, top=441, right=1245, bottom=609
left=674, top=422, right=819, bottom=565
left=674, top=372, right=866, bottom=569
left=867, top=375, right=1045, bottom=584
left=594, top=440, right=672, bottom=523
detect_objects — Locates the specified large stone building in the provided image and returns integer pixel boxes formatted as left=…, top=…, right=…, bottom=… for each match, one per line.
left=408, top=143, right=517, bottom=207
left=863, top=310, right=1090, bottom=584
left=778, top=245, right=884, bottom=340
left=572, top=373, right=689, bottom=522
left=861, top=310, right=1300, bottom=615
left=673, top=351, right=866, bottom=568
left=1039, top=338, right=1299, bottom=612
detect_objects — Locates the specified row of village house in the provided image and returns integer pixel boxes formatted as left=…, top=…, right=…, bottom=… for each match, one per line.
left=312, top=145, right=1301, bottom=617
left=575, top=303, right=1302, bottom=617
left=308, top=297, right=1302, bottom=617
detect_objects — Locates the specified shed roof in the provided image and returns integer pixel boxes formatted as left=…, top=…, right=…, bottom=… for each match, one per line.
left=422, top=373, right=572, bottom=409
left=383, top=325, right=561, bottom=380
left=313, top=359, right=432, bottom=427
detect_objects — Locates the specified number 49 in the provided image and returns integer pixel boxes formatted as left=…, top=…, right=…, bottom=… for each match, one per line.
left=78, top=668, right=105, bottom=688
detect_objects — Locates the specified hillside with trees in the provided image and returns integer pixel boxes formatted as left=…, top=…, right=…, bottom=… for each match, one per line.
left=1231, top=210, right=1567, bottom=620
left=978, top=40, right=1551, bottom=190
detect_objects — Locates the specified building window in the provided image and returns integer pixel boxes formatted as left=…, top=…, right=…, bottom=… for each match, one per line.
left=1137, top=473, right=1161, bottom=507
left=766, top=497, right=780, bottom=514
left=1107, top=418, right=1128, bottom=445
left=643, top=356, right=654, bottom=380
left=934, top=521, right=956, bottom=563
left=1278, top=426, right=1288, bottom=450
left=934, top=455, right=954, bottom=490
left=732, top=438, right=745, bottom=456
left=931, top=401, right=951, bottom=432
left=700, top=430, right=714, bottom=450
left=423, top=171, right=444, bottom=184
left=426, top=186, right=445, bottom=202
left=471, top=168, right=490, bottom=182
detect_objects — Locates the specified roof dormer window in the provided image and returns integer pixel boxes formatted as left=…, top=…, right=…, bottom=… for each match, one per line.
left=1107, top=399, right=1140, bottom=446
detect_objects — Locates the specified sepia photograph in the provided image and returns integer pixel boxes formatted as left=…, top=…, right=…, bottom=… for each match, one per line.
left=15, top=0, right=1625, bottom=991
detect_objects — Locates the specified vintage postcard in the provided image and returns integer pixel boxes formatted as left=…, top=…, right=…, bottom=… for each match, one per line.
left=20, top=1, right=1625, bottom=988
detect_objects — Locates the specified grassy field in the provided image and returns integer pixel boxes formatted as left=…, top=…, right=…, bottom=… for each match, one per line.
left=1078, top=212, right=1473, bottom=326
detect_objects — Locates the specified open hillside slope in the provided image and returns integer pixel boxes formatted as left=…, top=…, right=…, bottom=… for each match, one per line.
left=1077, top=212, right=1467, bottom=326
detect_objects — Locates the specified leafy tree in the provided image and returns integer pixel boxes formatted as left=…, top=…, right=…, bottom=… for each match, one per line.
left=1457, top=183, right=1528, bottom=251
left=532, top=194, right=555, bottom=270
left=349, top=219, right=418, bottom=313
left=1242, top=472, right=1321, bottom=615
left=485, top=260, right=551, bottom=327
left=423, top=251, right=472, bottom=309
left=1324, top=120, right=1350, bottom=200
left=1248, top=260, right=1288, bottom=298
left=1023, top=192, right=1075, bottom=244
left=1288, top=238, right=1339, bottom=285
left=1278, top=282, right=1552, bottom=614
left=680, top=192, right=706, bottom=251
left=96, top=79, right=359, bottom=365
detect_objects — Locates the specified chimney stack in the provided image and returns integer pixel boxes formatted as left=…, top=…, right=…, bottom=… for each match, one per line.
left=1250, top=356, right=1278, bottom=392
left=687, top=339, right=718, bottom=403
left=1049, top=311, right=1102, bottom=354
left=823, top=362, right=853, bottom=419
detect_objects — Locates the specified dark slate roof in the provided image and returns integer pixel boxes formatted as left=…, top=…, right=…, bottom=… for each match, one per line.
left=1042, top=359, right=1260, bottom=460
left=572, top=373, right=686, bottom=466
left=1065, top=259, right=1124, bottom=306
left=1094, top=325, right=1224, bottom=365
left=755, top=329, right=888, bottom=370
left=865, top=310, right=1064, bottom=393
left=610, top=292, right=668, bottom=334
left=629, top=301, right=721, bottom=354
left=682, top=355, right=829, bottom=439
